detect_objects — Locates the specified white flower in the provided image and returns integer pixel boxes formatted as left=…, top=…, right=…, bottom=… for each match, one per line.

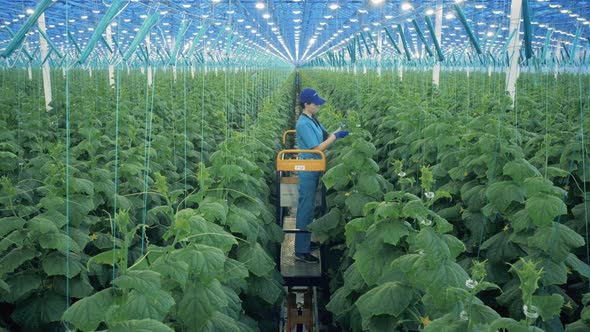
left=465, top=279, right=478, bottom=289
left=398, top=171, right=407, bottom=177
left=419, top=218, right=432, bottom=226
left=459, top=310, right=468, bottom=321
left=523, top=305, right=539, bottom=319
left=425, top=191, right=435, bottom=199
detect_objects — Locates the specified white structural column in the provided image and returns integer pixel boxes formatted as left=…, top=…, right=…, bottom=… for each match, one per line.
left=106, top=25, right=115, bottom=87
left=38, top=13, right=52, bottom=111
left=146, top=34, right=153, bottom=87
left=398, top=34, right=403, bottom=81
left=433, top=0, right=443, bottom=87
left=554, top=42, right=560, bottom=80
left=505, top=0, right=522, bottom=104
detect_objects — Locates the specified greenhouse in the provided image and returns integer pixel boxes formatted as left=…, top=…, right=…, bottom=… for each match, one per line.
left=1, top=0, right=590, bottom=331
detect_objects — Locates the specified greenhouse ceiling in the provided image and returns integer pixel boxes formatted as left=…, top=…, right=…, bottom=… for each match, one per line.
left=0, top=0, right=588, bottom=67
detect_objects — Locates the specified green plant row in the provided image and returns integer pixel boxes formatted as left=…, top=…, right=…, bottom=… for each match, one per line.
left=0, top=68, right=292, bottom=331
left=301, top=69, right=590, bottom=331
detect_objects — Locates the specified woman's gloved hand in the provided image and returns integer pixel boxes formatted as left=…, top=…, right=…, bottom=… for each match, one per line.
left=333, top=130, right=351, bottom=139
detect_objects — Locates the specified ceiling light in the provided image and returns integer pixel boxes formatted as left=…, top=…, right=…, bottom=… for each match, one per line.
left=487, top=31, right=494, bottom=37
left=182, top=4, right=191, bottom=8
left=358, top=9, right=368, bottom=14
left=445, top=13, right=455, bottom=20
left=293, top=10, right=302, bottom=14
left=255, top=2, right=265, bottom=9
left=25, top=8, right=35, bottom=15
left=401, top=2, right=412, bottom=11
left=329, top=4, right=339, bottom=10
left=263, top=13, right=271, bottom=19
left=370, top=0, right=385, bottom=4
left=350, top=18, right=359, bottom=22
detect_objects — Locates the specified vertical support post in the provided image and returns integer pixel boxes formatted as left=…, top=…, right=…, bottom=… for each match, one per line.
left=398, top=34, right=403, bottom=80
left=146, top=35, right=153, bottom=87
left=433, top=0, right=443, bottom=87
left=505, top=0, right=522, bottom=105
left=38, top=13, right=52, bottom=111
left=377, top=29, right=382, bottom=76
left=554, top=42, right=560, bottom=80
left=106, top=25, right=115, bottom=87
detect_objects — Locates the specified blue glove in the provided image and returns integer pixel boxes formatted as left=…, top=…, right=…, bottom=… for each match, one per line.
left=334, top=130, right=350, bottom=139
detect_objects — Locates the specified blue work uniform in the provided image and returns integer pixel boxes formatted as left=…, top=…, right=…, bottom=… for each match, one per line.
left=295, top=114, right=327, bottom=255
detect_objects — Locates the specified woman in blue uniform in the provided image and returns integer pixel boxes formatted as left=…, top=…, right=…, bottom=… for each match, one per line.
left=295, top=88, right=350, bottom=263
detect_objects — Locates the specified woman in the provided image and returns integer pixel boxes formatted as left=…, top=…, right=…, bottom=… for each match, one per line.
left=295, top=88, right=349, bottom=263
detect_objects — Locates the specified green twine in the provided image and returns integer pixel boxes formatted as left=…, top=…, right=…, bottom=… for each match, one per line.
left=579, top=70, right=590, bottom=289
left=112, top=61, right=122, bottom=281
left=65, top=0, right=71, bottom=324
left=141, top=65, right=155, bottom=256
left=183, top=65, right=188, bottom=209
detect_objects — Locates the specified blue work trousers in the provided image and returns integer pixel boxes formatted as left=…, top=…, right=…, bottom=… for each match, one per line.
left=295, top=171, right=321, bottom=255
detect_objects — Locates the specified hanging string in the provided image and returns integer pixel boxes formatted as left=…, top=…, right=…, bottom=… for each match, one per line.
left=141, top=61, right=156, bottom=256
left=112, top=48, right=122, bottom=282
left=183, top=62, right=188, bottom=209
left=64, top=0, right=71, bottom=325
left=578, top=69, right=590, bottom=290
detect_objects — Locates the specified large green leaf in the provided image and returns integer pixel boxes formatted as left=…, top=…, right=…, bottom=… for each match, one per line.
left=308, top=208, right=342, bottom=243
left=354, top=243, right=402, bottom=286
left=226, top=205, right=260, bottom=242
left=357, top=174, right=381, bottom=196
left=43, top=251, right=83, bottom=277
left=326, top=286, right=354, bottom=319
left=345, top=193, right=374, bottom=217
left=65, top=288, right=116, bottom=331
left=0, top=246, right=35, bottom=276
left=246, top=274, right=283, bottom=304
left=523, top=177, right=562, bottom=197
left=525, top=194, right=567, bottom=227
left=11, top=291, right=67, bottom=331
left=151, top=257, right=189, bottom=290
left=197, top=198, right=228, bottom=224
left=0, top=217, right=25, bottom=237
left=199, top=312, right=241, bottom=332
left=0, top=229, right=28, bottom=251
left=186, top=216, right=237, bottom=253
left=178, top=279, right=228, bottom=330
left=4, top=272, right=41, bottom=302
left=173, top=244, right=226, bottom=282
left=355, top=282, right=413, bottom=323
left=566, top=253, right=590, bottom=279
left=39, top=232, right=82, bottom=254
left=423, top=312, right=468, bottom=332
left=322, top=163, right=350, bottom=189
left=480, top=230, right=524, bottom=263
left=532, top=294, right=564, bottom=322
left=366, top=219, right=410, bottom=247
left=485, top=181, right=525, bottom=212
left=415, top=227, right=450, bottom=261
left=237, top=242, right=275, bottom=277
left=402, top=200, right=429, bottom=219
left=530, top=223, right=585, bottom=261
left=345, top=217, right=372, bottom=247
left=503, top=158, right=542, bottom=185
left=112, top=270, right=161, bottom=294
left=108, top=319, right=174, bottom=332
left=117, top=289, right=175, bottom=321
left=53, top=275, right=94, bottom=299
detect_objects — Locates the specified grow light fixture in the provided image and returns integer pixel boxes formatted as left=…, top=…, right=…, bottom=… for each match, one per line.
left=426, top=9, right=434, bottom=15
left=329, top=4, right=339, bottom=10
left=255, top=2, right=265, bottom=10
left=401, top=2, right=412, bottom=11
left=445, top=13, right=455, bottom=20
left=370, top=0, right=385, bottom=5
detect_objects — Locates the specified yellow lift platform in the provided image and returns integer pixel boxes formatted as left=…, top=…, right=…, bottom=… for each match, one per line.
left=276, top=130, right=326, bottom=332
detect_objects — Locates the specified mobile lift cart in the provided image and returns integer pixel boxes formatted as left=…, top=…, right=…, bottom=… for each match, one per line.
left=276, top=131, right=327, bottom=332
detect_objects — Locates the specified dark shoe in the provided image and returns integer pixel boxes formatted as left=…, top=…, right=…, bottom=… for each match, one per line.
left=295, top=253, right=319, bottom=263
left=310, top=241, right=320, bottom=250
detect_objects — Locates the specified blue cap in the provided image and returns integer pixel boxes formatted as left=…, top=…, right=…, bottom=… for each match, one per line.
left=300, top=88, right=326, bottom=105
